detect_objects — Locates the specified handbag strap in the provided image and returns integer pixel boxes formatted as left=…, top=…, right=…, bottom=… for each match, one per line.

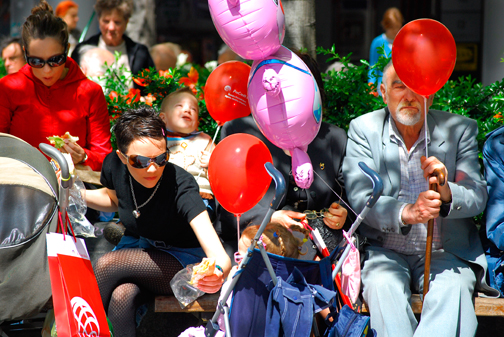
left=57, top=210, right=77, bottom=242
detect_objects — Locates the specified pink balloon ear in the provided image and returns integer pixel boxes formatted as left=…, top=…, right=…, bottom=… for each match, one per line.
left=262, top=68, right=281, bottom=96
left=291, top=147, right=313, bottom=189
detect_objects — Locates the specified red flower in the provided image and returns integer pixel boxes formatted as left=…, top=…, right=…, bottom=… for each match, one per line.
left=108, top=91, right=119, bottom=102
left=125, top=88, right=141, bottom=104
left=179, top=67, right=199, bottom=95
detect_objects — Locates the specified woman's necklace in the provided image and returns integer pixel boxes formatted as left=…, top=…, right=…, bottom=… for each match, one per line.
left=129, top=175, right=162, bottom=218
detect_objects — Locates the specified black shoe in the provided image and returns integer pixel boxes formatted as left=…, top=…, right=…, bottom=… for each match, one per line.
left=103, top=222, right=125, bottom=246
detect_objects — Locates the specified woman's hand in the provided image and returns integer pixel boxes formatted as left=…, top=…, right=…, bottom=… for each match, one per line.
left=323, top=202, right=347, bottom=230
left=195, top=268, right=224, bottom=294
left=61, top=140, right=87, bottom=164
left=271, top=210, right=306, bottom=229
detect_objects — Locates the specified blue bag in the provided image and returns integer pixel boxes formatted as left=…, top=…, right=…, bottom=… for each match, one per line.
left=324, top=305, right=376, bottom=337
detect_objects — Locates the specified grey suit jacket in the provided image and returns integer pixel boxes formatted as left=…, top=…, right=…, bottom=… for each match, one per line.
left=343, top=107, right=498, bottom=296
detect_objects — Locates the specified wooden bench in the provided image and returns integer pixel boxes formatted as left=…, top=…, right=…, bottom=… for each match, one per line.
left=155, top=293, right=504, bottom=317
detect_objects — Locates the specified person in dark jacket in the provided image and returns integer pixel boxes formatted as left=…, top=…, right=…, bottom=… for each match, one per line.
left=71, top=0, right=154, bottom=91
left=481, top=125, right=504, bottom=296
left=214, top=53, right=351, bottom=258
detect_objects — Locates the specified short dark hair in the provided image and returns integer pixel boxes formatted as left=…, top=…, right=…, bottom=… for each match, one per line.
left=21, top=0, right=69, bottom=52
left=0, top=37, right=22, bottom=53
left=94, top=0, right=133, bottom=21
left=294, top=51, right=326, bottom=106
left=113, top=106, right=166, bottom=154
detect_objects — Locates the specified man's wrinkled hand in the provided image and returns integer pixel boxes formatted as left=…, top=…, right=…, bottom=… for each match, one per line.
left=323, top=202, right=347, bottom=230
left=420, top=156, right=451, bottom=203
left=402, top=190, right=442, bottom=225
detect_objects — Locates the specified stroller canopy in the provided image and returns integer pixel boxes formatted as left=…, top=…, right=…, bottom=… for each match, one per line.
left=0, top=133, right=58, bottom=322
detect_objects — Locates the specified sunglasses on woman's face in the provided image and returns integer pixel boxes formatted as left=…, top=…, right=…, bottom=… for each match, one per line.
left=24, top=48, right=67, bottom=68
left=120, top=151, right=170, bottom=169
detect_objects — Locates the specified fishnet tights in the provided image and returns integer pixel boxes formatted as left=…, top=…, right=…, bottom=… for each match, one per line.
left=94, top=248, right=183, bottom=337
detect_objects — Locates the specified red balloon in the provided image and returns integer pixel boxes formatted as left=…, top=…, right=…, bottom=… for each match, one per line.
left=392, top=19, right=456, bottom=96
left=208, top=133, right=272, bottom=215
left=205, top=61, right=251, bottom=126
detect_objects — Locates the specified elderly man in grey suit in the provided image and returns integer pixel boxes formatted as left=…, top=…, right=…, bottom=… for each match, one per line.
left=343, top=61, right=499, bottom=337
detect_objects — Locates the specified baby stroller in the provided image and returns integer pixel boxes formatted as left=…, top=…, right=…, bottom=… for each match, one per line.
left=206, top=162, right=383, bottom=337
left=0, top=134, right=72, bottom=332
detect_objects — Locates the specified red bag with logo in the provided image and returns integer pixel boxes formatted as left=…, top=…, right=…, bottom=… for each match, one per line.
left=46, top=230, right=110, bottom=337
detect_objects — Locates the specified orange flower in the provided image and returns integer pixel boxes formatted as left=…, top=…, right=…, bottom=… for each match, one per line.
left=494, top=112, right=503, bottom=119
left=159, top=70, right=173, bottom=78
left=368, top=82, right=379, bottom=97
left=179, top=67, right=199, bottom=95
left=125, top=88, right=141, bottom=104
left=133, top=77, right=148, bottom=87
left=142, top=93, right=157, bottom=106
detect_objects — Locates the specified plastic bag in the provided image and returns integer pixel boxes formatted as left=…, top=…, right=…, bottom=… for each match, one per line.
left=67, top=176, right=95, bottom=238
left=170, top=264, right=205, bottom=309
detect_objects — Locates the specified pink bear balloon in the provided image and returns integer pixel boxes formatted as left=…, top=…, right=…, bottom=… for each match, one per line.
left=208, top=0, right=285, bottom=60
left=248, top=46, right=322, bottom=189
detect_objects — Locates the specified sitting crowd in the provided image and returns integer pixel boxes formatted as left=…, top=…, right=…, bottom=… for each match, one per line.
left=2, top=1, right=504, bottom=337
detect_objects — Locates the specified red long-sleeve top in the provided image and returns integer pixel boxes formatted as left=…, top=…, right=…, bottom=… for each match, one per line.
left=0, top=57, right=112, bottom=171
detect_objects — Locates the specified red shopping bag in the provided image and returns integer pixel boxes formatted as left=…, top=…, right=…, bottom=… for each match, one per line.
left=46, top=232, right=110, bottom=337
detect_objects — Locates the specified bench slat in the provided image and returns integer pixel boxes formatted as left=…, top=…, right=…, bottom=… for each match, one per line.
left=156, top=293, right=504, bottom=316
left=155, top=293, right=221, bottom=313
left=361, top=294, right=504, bottom=317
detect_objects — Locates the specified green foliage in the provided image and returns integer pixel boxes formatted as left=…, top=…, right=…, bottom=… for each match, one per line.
left=431, top=76, right=504, bottom=156
left=318, top=45, right=387, bottom=131
left=100, top=52, right=219, bottom=148
left=317, top=45, right=504, bottom=156
left=0, top=59, right=6, bottom=78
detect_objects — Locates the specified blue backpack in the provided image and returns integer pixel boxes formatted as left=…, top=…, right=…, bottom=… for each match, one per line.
left=324, top=305, right=376, bottom=337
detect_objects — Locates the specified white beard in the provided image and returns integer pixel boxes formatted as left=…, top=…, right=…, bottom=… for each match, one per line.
left=395, top=101, right=422, bottom=126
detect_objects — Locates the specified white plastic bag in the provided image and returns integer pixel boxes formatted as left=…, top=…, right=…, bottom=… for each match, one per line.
left=67, top=177, right=95, bottom=238
left=170, top=264, right=205, bottom=308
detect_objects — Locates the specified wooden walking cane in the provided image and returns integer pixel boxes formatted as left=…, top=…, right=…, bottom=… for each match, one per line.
left=422, top=169, right=446, bottom=300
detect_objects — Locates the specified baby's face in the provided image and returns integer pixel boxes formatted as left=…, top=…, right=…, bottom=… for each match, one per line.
left=160, top=92, right=199, bottom=134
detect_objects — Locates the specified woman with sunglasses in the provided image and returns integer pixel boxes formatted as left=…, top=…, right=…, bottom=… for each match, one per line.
left=85, top=106, right=231, bottom=337
left=0, top=0, right=112, bottom=171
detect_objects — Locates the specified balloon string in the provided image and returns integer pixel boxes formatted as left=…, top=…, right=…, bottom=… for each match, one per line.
left=196, top=125, right=221, bottom=182
left=313, top=171, right=359, bottom=219
left=236, top=214, right=241, bottom=250
left=424, top=96, right=429, bottom=158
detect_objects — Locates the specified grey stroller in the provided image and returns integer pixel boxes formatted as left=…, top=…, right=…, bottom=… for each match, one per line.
left=0, top=134, right=72, bottom=334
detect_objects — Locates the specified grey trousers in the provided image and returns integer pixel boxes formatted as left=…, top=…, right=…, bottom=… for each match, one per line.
left=361, top=246, right=477, bottom=337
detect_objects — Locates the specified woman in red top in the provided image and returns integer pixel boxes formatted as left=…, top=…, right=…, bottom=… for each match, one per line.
left=0, top=0, right=112, bottom=171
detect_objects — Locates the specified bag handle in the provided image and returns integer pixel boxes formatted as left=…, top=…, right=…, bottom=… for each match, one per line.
left=57, top=210, right=76, bottom=242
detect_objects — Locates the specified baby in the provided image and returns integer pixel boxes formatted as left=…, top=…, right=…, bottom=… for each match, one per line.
left=235, top=222, right=309, bottom=265
left=159, top=87, right=215, bottom=217
left=178, top=222, right=309, bottom=337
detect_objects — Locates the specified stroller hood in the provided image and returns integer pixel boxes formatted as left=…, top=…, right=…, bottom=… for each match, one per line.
left=0, top=134, right=58, bottom=322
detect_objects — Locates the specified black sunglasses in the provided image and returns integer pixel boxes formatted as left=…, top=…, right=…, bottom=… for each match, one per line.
left=24, top=47, right=67, bottom=68
left=121, top=151, right=170, bottom=169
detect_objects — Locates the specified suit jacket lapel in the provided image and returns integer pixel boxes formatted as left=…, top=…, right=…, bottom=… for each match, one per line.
left=427, top=112, right=447, bottom=166
left=381, top=109, right=401, bottom=198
